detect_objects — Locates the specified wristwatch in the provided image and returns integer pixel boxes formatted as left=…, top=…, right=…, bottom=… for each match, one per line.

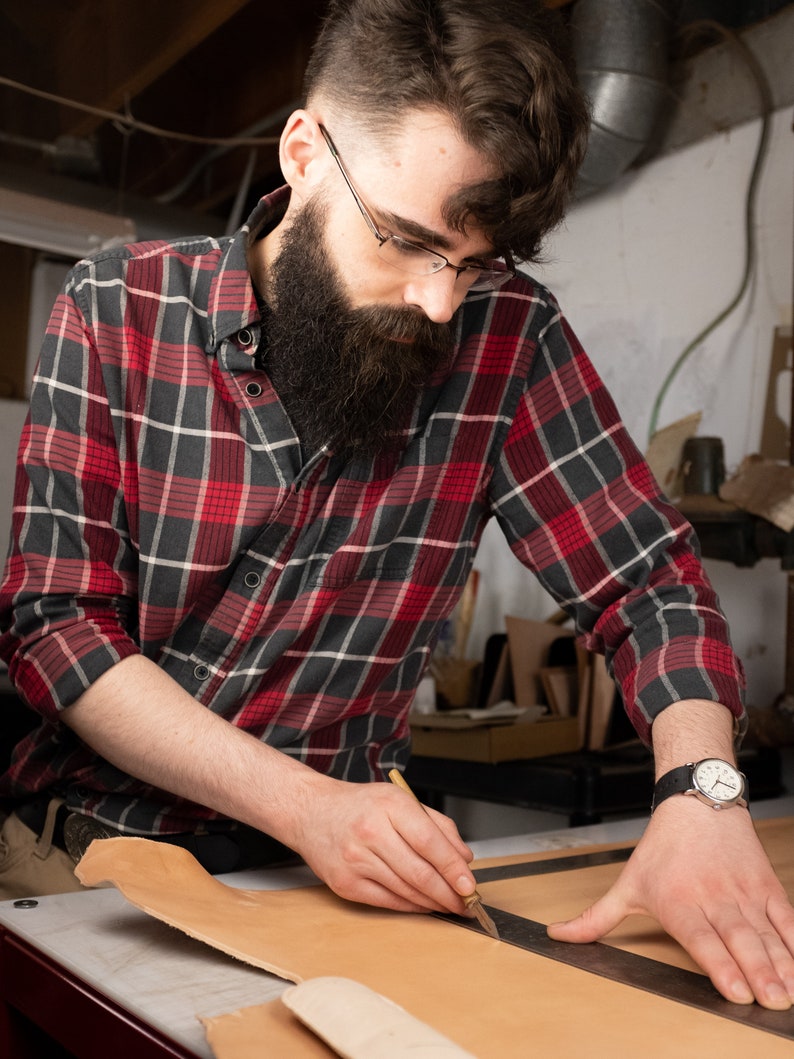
left=652, top=758, right=748, bottom=812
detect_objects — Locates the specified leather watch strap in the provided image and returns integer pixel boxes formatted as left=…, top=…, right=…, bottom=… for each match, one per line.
left=651, top=763, right=693, bottom=812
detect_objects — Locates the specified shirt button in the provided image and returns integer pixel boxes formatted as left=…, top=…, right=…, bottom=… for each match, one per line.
left=193, top=664, right=210, bottom=681
left=244, top=571, right=261, bottom=589
left=246, top=381, right=262, bottom=398
left=237, top=328, right=254, bottom=348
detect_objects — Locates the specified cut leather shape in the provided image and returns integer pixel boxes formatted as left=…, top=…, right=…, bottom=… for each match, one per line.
left=280, top=977, right=478, bottom=1057
left=76, top=821, right=794, bottom=1059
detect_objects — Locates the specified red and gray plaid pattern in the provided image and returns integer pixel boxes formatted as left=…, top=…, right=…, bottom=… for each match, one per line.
left=0, top=189, right=744, bottom=834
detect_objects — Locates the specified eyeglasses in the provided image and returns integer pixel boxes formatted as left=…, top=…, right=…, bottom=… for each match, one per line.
left=318, top=124, right=516, bottom=293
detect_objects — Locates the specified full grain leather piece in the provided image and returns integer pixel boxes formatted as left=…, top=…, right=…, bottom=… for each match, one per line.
left=76, top=820, right=794, bottom=1059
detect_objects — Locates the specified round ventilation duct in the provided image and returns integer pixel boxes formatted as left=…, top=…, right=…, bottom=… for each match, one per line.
left=571, top=0, right=673, bottom=197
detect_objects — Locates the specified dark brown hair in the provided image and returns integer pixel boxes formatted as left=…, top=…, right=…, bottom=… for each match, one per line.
left=303, top=0, right=590, bottom=263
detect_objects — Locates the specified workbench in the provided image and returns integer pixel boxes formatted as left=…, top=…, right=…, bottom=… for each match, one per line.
left=1, top=796, right=793, bottom=1059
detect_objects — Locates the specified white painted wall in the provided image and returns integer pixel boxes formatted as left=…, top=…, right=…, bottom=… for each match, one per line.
left=472, top=105, right=794, bottom=711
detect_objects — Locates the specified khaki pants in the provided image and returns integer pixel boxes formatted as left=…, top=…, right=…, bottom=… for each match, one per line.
left=0, top=801, right=89, bottom=900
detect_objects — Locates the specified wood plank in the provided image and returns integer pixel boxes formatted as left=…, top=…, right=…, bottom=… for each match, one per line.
left=54, top=0, right=254, bottom=137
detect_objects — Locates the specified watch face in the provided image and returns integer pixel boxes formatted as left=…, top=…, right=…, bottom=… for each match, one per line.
left=693, top=759, right=744, bottom=803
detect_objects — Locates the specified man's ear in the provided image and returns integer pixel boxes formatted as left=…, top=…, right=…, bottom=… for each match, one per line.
left=279, top=110, right=327, bottom=201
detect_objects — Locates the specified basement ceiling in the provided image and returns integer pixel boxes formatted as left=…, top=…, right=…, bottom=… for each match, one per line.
left=0, top=0, right=789, bottom=231
left=0, top=0, right=327, bottom=224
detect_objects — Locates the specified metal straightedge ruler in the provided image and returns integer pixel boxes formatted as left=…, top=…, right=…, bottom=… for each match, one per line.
left=439, top=847, right=794, bottom=1041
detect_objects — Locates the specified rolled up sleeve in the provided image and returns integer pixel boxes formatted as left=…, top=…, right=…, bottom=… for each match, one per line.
left=0, top=272, right=140, bottom=717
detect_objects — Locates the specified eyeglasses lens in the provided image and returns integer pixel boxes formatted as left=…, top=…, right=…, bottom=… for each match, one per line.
left=377, top=238, right=512, bottom=291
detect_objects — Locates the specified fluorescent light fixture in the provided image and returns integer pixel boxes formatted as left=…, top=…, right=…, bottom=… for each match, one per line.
left=0, top=187, right=135, bottom=258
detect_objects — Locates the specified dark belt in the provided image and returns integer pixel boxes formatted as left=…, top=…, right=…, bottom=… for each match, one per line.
left=15, top=798, right=298, bottom=875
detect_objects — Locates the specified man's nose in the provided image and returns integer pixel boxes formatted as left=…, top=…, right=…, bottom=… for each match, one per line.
left=402, top=268, right=466, bottom=324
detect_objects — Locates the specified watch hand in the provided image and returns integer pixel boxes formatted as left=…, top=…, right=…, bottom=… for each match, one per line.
left=713, top=779, right=737, bottom=793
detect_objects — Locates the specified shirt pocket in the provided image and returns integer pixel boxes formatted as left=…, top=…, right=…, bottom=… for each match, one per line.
left=315, top=532, right=430, bottom=590
left=309, top=434, right=481, bottom=593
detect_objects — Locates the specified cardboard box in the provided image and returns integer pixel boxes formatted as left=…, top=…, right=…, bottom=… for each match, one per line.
left=408, top=712, right=581, bottom=763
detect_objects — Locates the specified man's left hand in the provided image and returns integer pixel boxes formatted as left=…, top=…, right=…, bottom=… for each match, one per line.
left=547, top=798, right=794, bottom=1009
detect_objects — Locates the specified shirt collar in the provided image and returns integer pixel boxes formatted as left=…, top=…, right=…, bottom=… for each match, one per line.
left=206, top=185, right=290, bottom=351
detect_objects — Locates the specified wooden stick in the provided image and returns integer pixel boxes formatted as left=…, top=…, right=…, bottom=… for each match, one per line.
left=452, top=570, right=479, bottom=659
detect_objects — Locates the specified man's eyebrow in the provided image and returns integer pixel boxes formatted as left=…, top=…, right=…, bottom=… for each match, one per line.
left=376, top=206, right=493, bottom=260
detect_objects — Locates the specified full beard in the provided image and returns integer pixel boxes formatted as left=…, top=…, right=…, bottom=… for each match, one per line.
left=261, top=196, right=455, bottom=459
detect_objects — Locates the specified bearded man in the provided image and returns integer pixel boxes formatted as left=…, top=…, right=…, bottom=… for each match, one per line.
left=1, top=0, right=792, bottom=1012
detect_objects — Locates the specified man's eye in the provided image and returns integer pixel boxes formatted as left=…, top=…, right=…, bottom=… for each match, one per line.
left=390, top=237, right=431, bottom=258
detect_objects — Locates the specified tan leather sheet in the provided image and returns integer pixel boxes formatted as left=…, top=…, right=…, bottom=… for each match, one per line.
left=77, top=817, right=794, bottom=1058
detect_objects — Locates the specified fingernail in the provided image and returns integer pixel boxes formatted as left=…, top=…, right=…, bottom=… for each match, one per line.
left=727, top=982, right=754, bottom=1005
left=763, top=983, right=792, bottom=1009
left=455, top=875, right=474, bottom=896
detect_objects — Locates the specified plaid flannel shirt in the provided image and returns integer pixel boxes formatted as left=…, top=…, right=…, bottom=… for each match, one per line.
left=0, top=188, right=745, bottom=833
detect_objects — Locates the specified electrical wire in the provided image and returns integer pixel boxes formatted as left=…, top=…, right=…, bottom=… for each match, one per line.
left=156, top=100, right=297, bottom=205
left=0, top=74, right=281, bottom=148
left=646, top=20, right=775, bottom=443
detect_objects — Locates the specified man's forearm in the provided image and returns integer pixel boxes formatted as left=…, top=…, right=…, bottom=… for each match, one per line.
left=61, top=653, right=321, bottom=848
left=650, top=698, right=738, bottom=778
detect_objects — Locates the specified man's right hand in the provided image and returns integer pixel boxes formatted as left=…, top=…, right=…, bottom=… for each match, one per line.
left=287, top=774, right=477, bottom=914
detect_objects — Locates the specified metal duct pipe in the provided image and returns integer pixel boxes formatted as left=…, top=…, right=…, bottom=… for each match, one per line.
left=571, top=0, right=673, bottom=197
